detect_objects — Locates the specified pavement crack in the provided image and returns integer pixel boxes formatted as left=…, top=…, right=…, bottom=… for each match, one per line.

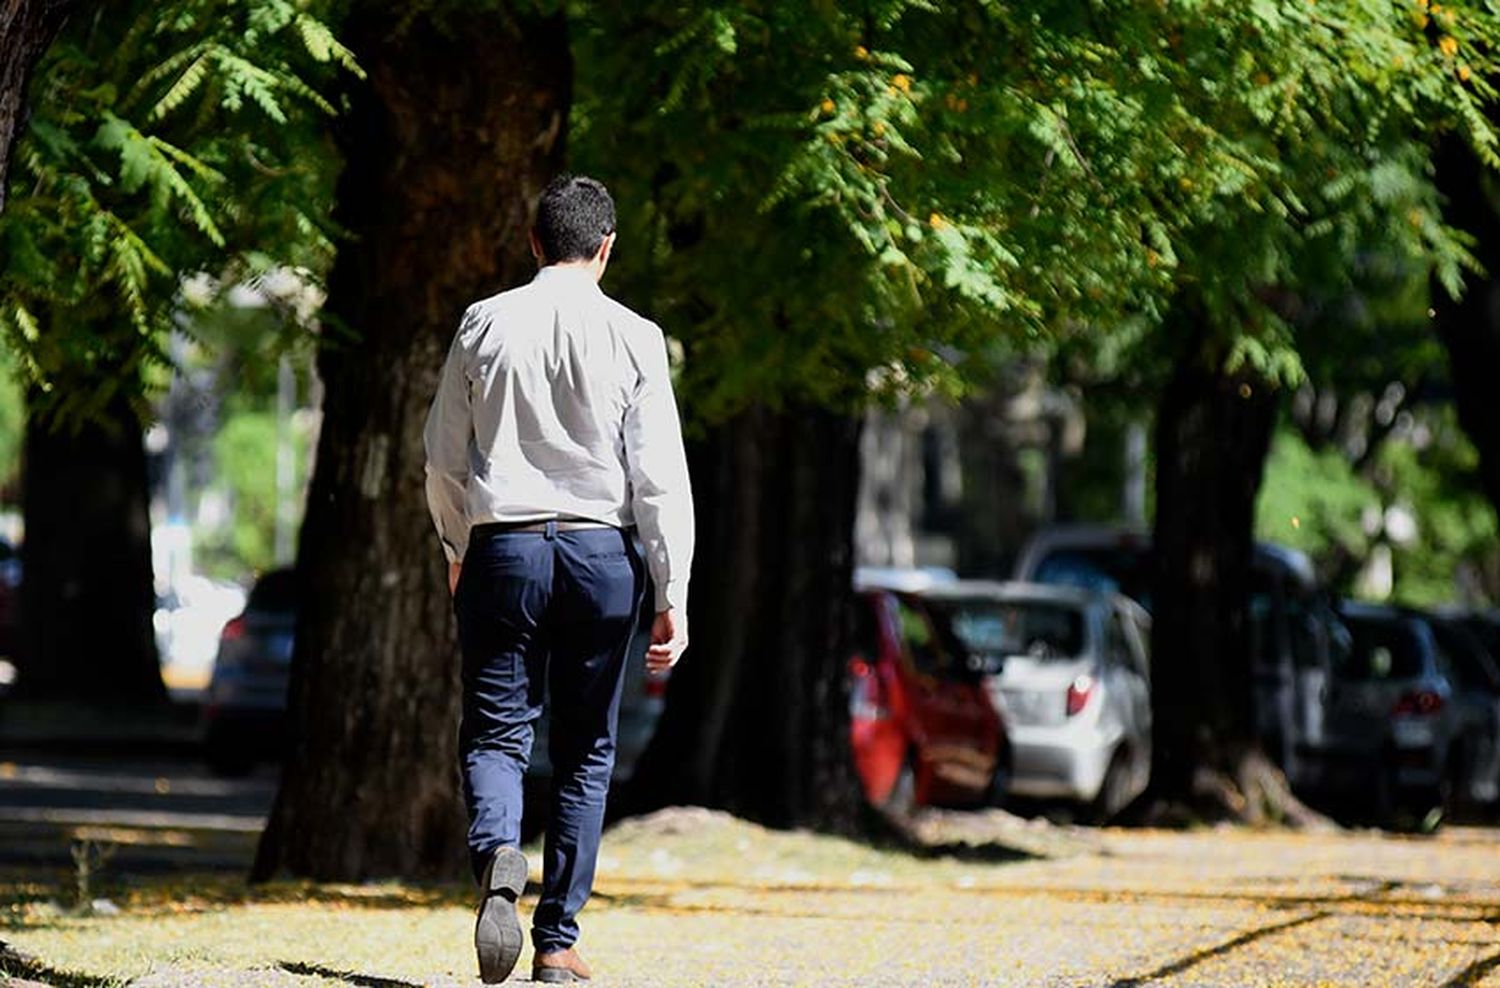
left=1106, top=910, right=1330, bottom=987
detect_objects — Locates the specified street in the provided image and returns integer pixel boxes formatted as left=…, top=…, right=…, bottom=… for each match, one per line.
left=2, top=755, right=1499, bottom=985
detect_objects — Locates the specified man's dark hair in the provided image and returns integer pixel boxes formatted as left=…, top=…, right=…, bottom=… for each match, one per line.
left=533, top=174, right=616, bottom=264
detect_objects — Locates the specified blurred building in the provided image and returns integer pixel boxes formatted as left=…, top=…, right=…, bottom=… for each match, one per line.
left=855, top=364, right=1104, bottom=579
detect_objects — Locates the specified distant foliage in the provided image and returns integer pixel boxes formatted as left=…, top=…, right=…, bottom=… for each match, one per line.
left=0, top=0, right=357, bottom=427
left=1258, top=419, right=1499, bottom=606
left=577, top=2, right=1500, bottom=420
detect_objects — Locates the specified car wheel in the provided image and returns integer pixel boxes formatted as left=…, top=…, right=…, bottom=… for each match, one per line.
left=1088, top=748, right=1133, bottom=826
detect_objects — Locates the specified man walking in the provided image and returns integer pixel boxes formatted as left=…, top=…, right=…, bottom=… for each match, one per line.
left=423, top=174, right=694, bottom=984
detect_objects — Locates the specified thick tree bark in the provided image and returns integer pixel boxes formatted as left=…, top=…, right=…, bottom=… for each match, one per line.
left=1149, top=332, right=1280, bottom=818
left=0, top=0, right=73, bottom=214
left=16, top=392, right=164, bottom=702
left=1432, top=138, right=1500, bottom=521
left=252, top=5, right=569, bottom=882
left=625, top=403, right=866, bottom=830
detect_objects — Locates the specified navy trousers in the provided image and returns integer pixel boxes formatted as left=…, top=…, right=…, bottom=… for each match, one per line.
left=454, top=520, right=645, bottom=953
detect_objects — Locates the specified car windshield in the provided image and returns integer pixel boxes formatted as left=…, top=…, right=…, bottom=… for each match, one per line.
left=1431, top=621, right=1500, bottom=691
left=932, top=597, right=1086, bottom=663
left=1340, top=615, right=1426, bottom=681
left=1032, top=547, right=1153, bottom=612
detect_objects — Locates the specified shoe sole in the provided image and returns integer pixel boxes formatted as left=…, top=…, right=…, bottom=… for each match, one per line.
left=476, top=847, right=528, bottom=984
left=533, top=969, right=586, bottom=984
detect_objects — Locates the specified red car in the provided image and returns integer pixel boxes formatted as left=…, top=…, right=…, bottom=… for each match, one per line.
left=847, top=581, right=1008, bottom=813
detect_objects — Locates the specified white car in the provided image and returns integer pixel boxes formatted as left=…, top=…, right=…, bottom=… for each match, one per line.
left=921, top=581, right=1152, bottom=821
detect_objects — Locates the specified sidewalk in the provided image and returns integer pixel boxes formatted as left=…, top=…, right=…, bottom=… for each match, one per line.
left=3, top=807, right=1499, bottom=985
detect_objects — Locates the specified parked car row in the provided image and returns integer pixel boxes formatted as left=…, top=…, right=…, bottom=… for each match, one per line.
left=1009, top=524, right=1500, bottom=828
left=847, top=568, right=1152, bottom=822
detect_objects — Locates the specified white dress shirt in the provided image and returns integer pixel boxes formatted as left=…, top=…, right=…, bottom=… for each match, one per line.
left=423, top=265, right=695, bottom=612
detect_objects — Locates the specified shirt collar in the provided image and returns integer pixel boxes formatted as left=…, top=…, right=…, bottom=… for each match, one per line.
left=533, top=265, right=603, bottom=291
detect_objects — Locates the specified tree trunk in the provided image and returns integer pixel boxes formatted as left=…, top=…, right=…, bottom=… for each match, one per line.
left=17, top=391, right=164, bottom=702
left=625, top=403, right=866, bottom=830
left=0, top=0, right=73, bottom=214
left=1149, top=331, right=1280, bottom=820
left=252, top=4, right=569, bottom=882
left=1432, top=138, right=1500, bottom=521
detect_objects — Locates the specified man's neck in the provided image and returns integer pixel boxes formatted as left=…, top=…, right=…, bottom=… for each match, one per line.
left=539, top=260, right=603, bottom=282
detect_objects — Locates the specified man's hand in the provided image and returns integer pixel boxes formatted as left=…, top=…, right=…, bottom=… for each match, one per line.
left=448, top=561, right=462, bottom=596
left=646, top=608, right=688, bottom=672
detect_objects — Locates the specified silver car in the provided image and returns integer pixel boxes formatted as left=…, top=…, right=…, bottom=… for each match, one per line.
left=1014, top=524, right=1338, bottom=792
left=921, top=581, right=1152, bottom=822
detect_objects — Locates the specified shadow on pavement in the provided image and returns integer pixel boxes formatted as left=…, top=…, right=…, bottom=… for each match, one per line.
left=1442, top=949, right=1500, bottom=988
left=1105, top=911, right=1328, bottom=988
left=279, top=961, right=425, bottom=987
left=0, top=941, right=118, bottom=987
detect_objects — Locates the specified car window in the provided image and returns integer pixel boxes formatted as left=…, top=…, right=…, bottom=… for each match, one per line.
left=895, top=596, right=966, bottom=678
left=1032, top=548, right=1154, bottom=612
left=1340, top=616, right=1425, bottom=681
left=1431, top=622, right=1497, bottom=691
left=934, top=598, right=1085, bottom=663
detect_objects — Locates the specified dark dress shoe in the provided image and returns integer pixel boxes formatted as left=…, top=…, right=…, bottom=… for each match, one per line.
left=532, top=946, right=593, bottom=983
left=475, top=846, right=528, bottom=983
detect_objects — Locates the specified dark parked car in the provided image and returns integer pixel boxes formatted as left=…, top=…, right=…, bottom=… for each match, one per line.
left=203, top=569, right=297, bottom=775
left=1323, top=602, right=1467, bottom=826
left=847, top=570, right=1008, bottom=815
left=204, top=568, right=668, bottom=782
left=1425, top=612, right=1500, bottom=808
left=1014, top=525, right=1338, bottom=790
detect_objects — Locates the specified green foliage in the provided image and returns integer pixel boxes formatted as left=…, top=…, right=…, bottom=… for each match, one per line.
left=0, top=0, right=356, bottom=428
left=1256, top=422, right=1498, bottom=606
left=1256, top=429, right=1377, bottom=563
left=0, top=351, right=26, bottom=496
left=199, top=401, right=310, bottom=577
left=575, top=1, right=1500, bottom=422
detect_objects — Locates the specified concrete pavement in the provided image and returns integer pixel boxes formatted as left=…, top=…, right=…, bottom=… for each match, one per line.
left=2, top=759, right=1499, bottom=985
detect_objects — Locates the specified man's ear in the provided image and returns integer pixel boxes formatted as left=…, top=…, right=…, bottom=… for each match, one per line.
left=529, top=230, right=545, bottom=265
left=595, top=232, right=616, bottom=278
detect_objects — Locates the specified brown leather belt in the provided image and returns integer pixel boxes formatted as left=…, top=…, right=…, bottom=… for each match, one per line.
left=472, top=519, right=618, bottom=536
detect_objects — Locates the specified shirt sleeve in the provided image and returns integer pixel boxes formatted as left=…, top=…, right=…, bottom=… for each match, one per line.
left=623, top=324, right=695, bottom=612
left=423, top=308, right=478, bottom=564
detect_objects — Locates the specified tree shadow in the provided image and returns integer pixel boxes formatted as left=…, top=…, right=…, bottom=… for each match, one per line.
left=846, top=803, right=1054, bottom=865
left=279, top=960, right=426, bottom=987
left=0, top=943, right=119, bottom=988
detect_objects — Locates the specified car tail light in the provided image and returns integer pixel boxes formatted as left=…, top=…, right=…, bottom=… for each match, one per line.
left=644, top=670, right=671, bottom=699
left=847, top=655, right=888, bottom=721
left=220, top=616, right=247, bottom=642
left=1393, top=689, right=1444, bottom=716
left=1065, top=674, right=1095, bottom=717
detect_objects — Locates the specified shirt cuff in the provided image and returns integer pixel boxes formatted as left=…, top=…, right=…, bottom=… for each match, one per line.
left=655, top=579, right=687, bottom=613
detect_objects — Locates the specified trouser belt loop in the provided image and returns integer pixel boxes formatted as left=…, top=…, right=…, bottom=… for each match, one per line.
left=544, top=519, right=557, bottom=541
